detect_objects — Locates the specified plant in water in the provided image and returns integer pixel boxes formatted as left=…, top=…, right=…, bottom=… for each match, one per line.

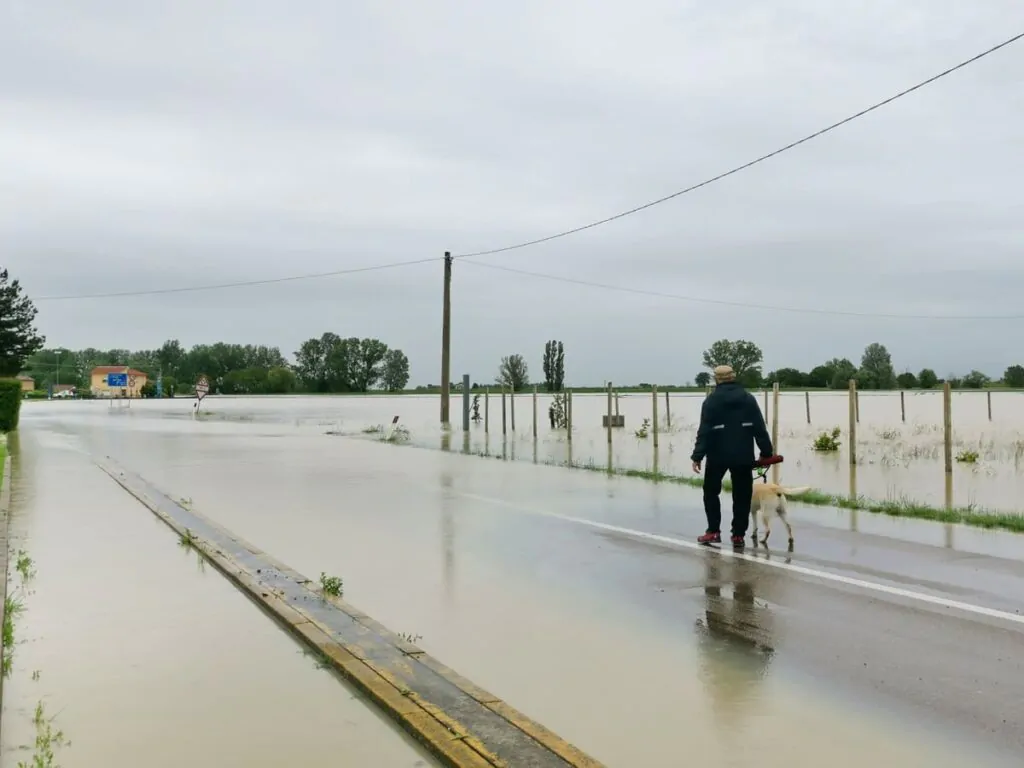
left=178, top=528, right=198, bottom=550
left=812, top=427, right=842, bottom=452
left=471, top=395, right=482, bottom=423
left=955, top=449, right=980, bottom=464
left=381, top=425, right=411, bottom=444
left=549, top=393, right=568, bottom=429
left=18, top=700, right=69, bottom=768
left=397, top=631, right=423, bottom=644
left=3, top=594, right=25, bottom=679
left=634, top=418, right=650, bottom=439
left=319, top=572, right=344, bottom=598
left=361, top=424, right=383, bottom=434
left=16, top=550, right=35, bottom=581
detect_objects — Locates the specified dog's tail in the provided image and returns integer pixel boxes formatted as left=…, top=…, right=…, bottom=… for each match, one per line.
left=779, top=486, right=812, bottom=497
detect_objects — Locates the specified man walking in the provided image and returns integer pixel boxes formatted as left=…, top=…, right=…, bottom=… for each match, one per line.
left=690, top=365, right=774, bottom=548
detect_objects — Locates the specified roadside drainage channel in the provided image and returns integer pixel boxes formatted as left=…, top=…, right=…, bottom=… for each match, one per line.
left=95, top=456, right=603, bottom=768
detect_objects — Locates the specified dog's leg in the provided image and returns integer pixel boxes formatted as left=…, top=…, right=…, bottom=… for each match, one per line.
left=750, top=497, right=760, bottom=542
left=759, top=498, right=772, bottom=545
left=778, top=495, right=794, bottom=544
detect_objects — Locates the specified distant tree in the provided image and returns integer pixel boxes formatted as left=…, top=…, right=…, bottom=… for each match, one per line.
left=768, top=367, right=806, bottom=388
left=961, top=370, right=990, bottom=389
left=265, top=366, right=297, bottom=393
left=694, top=371, right=711, bottom=387
left=806, top=364, right=833, bottom=389
left=857, top=343, right=897, bottom=390
left=825, top=358, right=857, bottom=390
left=381, top=349, right=410, bottom=391
left=0, top=268, right=45, bottom=376
left=542, top=340, right=566, bottom=392
left=351, top=338, right=389, bottom=391
left=1003, top=365, right=1024, bottom=388
left=896, top=371, right=918, bottom=389
left=701, top=339, right=763, bottom=388
left=918, top=368, right=938, bottom=389
left=554, top=341, right=565, bottom=391
left=497, top=354, right=529, bottom=391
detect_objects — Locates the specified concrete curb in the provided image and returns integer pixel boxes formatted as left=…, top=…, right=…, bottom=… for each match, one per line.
left=96, top=456, right=604, bottom=768
left=0, top=450, right=13, bottom=743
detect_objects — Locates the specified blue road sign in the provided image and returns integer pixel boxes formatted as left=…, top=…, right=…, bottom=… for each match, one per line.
left=107, top=372, right=128, bottom=387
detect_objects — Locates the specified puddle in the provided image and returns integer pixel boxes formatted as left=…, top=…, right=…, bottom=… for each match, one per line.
left=40, top=412, right=1017, bottom=766
left=0, top=430, right=437, bottom=767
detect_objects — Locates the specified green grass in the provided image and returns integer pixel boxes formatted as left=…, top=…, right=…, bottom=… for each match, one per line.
left=318, top=572, right=344, bottom=598
left=18, top=700, right=69, bottom=767
left=373, top=435, right=1024, bottom=534
left=3, top=594, right=25, bottom=679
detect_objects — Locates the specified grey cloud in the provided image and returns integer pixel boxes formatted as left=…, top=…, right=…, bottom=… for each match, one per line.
left=4, top=0, right=1024, bottom=385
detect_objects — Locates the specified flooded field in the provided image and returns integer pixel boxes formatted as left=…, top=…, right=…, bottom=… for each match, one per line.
left=15, top=402, right=1022, bottom=767
left=47, top=389, right=1024, bottom=516
left=0, top=428, right=437, bottom=767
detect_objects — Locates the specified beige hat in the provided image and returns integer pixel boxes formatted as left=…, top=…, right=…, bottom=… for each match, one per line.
left=713, top=365, right=736, bottom=384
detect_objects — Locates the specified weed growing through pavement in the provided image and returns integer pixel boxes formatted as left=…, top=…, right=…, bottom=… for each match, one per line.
left=3, top=594, right=25, bottom=679
left=18, top=700, right=69, bottom=768
left=178, top=528, right=198, bottom=550
left=319, top=572, right=344, bottom=598
left=16, top=550, right=35, bottom=581
left=397, top=632, right=423, bottom=644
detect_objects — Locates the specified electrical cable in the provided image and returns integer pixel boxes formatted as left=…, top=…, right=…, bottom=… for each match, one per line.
left=453, top=31, right=1024, bottom=259
left=34, top=256, right=439, bottom=301
left=459, top=259, right=1024, bottom=320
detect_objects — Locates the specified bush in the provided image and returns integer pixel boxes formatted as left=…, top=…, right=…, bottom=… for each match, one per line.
left=812, top=427, right=842, bottom=452
left=0, top=380, right=23, bottom=431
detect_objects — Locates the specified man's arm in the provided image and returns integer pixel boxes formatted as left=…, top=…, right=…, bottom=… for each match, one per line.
left=691, top=398, right=712, bottom=462
left=747, top=394, right=774, bottom=457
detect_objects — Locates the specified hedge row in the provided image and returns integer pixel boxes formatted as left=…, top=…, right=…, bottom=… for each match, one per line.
left=0, top=379, right=22, bottom=432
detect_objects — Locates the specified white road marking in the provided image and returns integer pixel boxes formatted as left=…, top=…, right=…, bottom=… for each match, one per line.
left=453, top=489, right=1024, bottom=628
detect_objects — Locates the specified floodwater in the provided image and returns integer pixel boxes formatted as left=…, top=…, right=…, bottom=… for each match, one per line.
left=15, top=399, right=1024, bottom=767
left=0, top=427, right=438, bottom=767
left=39, top=388, right=1024, bottom=514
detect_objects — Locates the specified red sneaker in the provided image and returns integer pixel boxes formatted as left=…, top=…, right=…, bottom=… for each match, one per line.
left=730, top=535, right=746, bottom=549
left=698, top=531, right=721, bottom=545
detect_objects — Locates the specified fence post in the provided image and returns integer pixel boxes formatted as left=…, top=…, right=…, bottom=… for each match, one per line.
left=607, top=381, right=613, bottom=445
left=848, top=379, right=857, bottom=466
left=462, top=374, right=470, bottom=432
left=943, top=382, right=953, bottom=473
left=510, top=388, right=516, bottom=432
left=501, top=387, right=507, bottom=436
left=614, top=391, right=620, bottom=417
left=900, top=390, right=905, bottom=423
left=987, top=390, right=992, bottom=421
left=652, top=386, right=659, bottom=449
left=484, top=388, right=490, bottom=433
left=804, top=390, right=811, bottom=424
left=855, top=389, right=860, bottom=423
left=664, top=390, right=671, bottom=428
left=763, top=389, right=768, bottom=417
left=532, top=385, right=538, bottom=439
left=771, top=383, right=780, bottom=483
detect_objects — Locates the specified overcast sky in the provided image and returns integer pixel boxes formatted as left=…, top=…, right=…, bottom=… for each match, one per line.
left=4, top=1, right=1024, bottom=386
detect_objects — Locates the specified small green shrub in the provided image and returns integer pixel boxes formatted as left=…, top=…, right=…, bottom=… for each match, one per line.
left=812, top=427, right=842, bottom=452
left=0, top=379, right=23, bottom=431
left=319, top=572, right=343, bottom=598
left=634, top=418, right=650, bottom=439
left=955, top=449, right=979, bottom=464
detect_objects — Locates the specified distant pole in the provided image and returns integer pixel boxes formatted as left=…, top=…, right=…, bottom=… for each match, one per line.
left=55, top=351, right=62, bottom=392
left=804, top=390, right=811, bottom=424
left=771, top=383, right=780, bottom=483
left=848, top=379, right=857, bottom=466
left=501, top=387, right=507, bottom=436
left=567, top=390, right=573, bottom=442
left=440, top=252, right=453, bottom=426
left=606, top=381, right=613, bottom=445
left=462, top=374, right=470, bottom=433
left=664, top=390, right=671, bottom=428
left=943, top=382, right=953, bottom=473
left=652, top=386, right=659, bottom=448
left=510, top=388, right=516, bottom=432
left=987, top=390, right=992, bottom=421
left=532, top=385, right=538, bottom=439
left=484, top=388, right=490, bottom=433
left=900, top=390, right=906, bottom=423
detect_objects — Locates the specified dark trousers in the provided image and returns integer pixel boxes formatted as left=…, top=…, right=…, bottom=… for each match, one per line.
left=702, top=462, right=754, bottom=537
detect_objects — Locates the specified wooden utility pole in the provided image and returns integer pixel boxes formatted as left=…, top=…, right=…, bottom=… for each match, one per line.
left=440, top=252, right=453, bottom=425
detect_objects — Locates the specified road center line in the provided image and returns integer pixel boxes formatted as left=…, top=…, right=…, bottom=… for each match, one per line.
left=451, top=489, right=1024, bottom=627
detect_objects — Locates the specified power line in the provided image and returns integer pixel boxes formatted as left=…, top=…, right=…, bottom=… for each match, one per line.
left=454, top=31, right=1024, bottom=260
left=33, top=256, right=439, bottom=301
left=459, top=259, right=1024, bottom=320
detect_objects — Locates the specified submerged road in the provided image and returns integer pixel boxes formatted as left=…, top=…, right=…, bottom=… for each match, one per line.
left=23, top=403, right=1024, bottom=767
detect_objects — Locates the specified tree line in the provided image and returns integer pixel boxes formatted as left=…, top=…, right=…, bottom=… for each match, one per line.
left=22, top=334, right=411, bottom=397
left=699, top=339, right=1022, bottom=390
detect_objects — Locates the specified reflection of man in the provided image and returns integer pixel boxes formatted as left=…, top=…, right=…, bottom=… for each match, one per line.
left=695, top=553, right=775, bottom=728
left=691, top=365, right=773, bottom=548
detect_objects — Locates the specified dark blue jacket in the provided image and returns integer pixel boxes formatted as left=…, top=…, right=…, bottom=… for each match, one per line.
left=690, top=382, right=773, bottom=467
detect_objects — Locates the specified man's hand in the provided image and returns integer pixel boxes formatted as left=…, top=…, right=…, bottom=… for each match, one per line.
left=691, top=460, right=702, bottom=474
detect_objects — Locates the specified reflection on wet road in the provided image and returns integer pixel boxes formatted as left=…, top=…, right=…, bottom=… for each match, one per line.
left=15, top=400, right=1024, bottom=766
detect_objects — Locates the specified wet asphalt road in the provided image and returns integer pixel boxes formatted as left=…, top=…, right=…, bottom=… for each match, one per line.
left=22, top=403, right=1024, bottom=766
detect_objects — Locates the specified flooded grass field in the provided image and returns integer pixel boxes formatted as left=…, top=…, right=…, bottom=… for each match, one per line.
left=56, top=389, right=1024, bottom=523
